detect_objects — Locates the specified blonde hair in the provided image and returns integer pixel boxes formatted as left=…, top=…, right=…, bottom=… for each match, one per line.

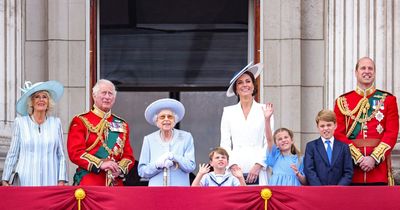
left=27, top=91, right=55, bottom=115
left=209, top=147, right=229, bottom=161
left=315, top=109, right=336, bottom=124
left=273, top=127, right=301, bottom=158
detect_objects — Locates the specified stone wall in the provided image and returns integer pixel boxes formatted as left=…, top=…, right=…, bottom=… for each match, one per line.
left=0, top=0, right=399, bottom=184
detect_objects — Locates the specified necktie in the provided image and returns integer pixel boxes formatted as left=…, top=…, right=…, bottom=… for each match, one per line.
left=325, top=140, right=332, bottom=164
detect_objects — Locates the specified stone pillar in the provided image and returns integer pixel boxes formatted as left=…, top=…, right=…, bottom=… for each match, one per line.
left=262, top=0, right=326, bottom=151
left=263, top=0, right=303, bottom=149
left=0, top=0, right=23, bottom=175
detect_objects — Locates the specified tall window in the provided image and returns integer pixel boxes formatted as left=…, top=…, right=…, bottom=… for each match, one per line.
left=100, top=0, right=248, bottom=91
left=97, top=0, right=256, bottom=170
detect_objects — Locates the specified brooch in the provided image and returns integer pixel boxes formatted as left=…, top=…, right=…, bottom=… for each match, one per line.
left=375, top=111, right=384, bottom=122
left=376, top=124, right=384, bottom=134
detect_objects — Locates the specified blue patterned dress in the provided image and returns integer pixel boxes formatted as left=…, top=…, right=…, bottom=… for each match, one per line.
left=2, top=116, right=68, bottom=186
left=266, top=145, right=304, bottom=186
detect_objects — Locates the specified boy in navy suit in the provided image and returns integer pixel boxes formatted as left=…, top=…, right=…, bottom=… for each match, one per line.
left=304, top=109, right=353, bottom=185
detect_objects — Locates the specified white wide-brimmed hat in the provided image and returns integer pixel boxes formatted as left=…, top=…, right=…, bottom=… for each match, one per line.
left=16, top=80, right=64, bottom=116
left=226, top=62, right=263, bottom=97
left=144, top=98, right=185, bottom=126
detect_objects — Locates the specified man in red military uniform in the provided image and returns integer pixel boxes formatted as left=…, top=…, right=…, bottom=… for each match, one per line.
left=68, top=79, right=135, bottom=186
left=334, top=57, right=399, bottom=185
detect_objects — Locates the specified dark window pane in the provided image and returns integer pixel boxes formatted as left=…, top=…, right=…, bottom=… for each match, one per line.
left=100, top=0, right=248, bottom=90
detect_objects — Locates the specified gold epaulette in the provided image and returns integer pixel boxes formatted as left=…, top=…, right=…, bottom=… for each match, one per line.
left=371, top=142, right=391, bottom=164
left=338, top=90, right=353, bottom=98
left=349, top=143, right=363, bottom=164
left=74, top=111, right=90, bottom=118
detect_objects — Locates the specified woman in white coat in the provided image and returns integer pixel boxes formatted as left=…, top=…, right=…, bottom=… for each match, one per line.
left=220, top=63, right=273, bottom=185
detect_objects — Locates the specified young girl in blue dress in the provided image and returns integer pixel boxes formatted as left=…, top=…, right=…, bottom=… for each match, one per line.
left=263, top=104, right=307, bottom=186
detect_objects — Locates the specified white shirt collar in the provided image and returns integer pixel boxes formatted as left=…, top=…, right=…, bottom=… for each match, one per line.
left=321, top=136, right=334, bottom=144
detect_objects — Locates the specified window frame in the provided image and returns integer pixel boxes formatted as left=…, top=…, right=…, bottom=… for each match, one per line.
left=89, top=0, right=261, bottom=100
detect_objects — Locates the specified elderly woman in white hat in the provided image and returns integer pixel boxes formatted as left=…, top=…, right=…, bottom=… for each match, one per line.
left=220, top=62, right=274, bottom=185
left=1, top=81, right=68, bottom=186
left=138, top=98, right=195, bottom=186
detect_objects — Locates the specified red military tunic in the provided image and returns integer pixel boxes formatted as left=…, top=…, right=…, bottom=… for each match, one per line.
left=334, top=86, right=399, bottom=184
left=67, top=106, right=135, bottom=186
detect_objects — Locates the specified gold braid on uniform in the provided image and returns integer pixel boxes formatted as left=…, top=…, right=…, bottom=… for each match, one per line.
left=81, top=153, right=103, bottom=171
left=78, top=116, right=122, bottom=156
left=118, top=158, right=133, bottom=175
left=336, top=94, right=386, bottom=137
left=349, top=143, right=363, bottom=164
left=371, top=142, right=391, bottom=164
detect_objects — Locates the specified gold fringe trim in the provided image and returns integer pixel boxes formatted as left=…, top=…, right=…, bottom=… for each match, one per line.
left=336, top=93, right=386, bottom=138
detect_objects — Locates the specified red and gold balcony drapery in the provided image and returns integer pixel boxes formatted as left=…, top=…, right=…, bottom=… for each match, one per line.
left=2, top=186, right=399, bottom=210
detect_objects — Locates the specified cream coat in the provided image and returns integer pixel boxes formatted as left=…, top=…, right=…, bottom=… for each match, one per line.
left=220, top=100, right=274, bottom=185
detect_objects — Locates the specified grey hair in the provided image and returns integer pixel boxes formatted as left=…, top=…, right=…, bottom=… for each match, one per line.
left=92, top=79, right=117, bottom=97
left=27, top=91, right=55, bottom=115
left=152, top=109, right=179, bottom=126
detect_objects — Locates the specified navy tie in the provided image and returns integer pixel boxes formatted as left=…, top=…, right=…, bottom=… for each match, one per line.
left=325, top=140, right=332, bottom=164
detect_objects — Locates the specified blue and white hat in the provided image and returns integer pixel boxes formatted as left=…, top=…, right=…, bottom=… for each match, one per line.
left=226, top=62, right=263, bottom=97
left=16, top=80, right=64, bottom=116
left=144, top=98, right=185, bottom=126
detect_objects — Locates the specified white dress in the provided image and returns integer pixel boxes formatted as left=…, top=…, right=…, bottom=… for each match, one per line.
left=220, top=100, right=273, bottom=185
left=2, top=116, right=68, bottom=186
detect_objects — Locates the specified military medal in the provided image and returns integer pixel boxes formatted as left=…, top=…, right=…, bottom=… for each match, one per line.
left=376, top=124, right=384, bottom=134
left=109, top=122, right=125, bottom=132
left=379, top=100, right=384, bottom=110
left=372, top=100, right=378, bottom=109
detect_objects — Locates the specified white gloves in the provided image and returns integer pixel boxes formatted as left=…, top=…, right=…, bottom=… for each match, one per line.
left=164, top=159, right=174, bottom=168
left=155, top=152, right=175, bottom=169
left=166, top=152, right=174, bottom=160
left=155, top=157, right=165, bottom=169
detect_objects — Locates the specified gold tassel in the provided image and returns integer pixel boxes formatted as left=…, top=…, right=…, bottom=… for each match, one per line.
left=260, top=188, right=272, bottom=210
left=74, top=188, right=86, bottom=210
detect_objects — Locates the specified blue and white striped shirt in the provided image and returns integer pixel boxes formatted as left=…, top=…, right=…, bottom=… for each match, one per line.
left=2, top=116, right=68, bottom=186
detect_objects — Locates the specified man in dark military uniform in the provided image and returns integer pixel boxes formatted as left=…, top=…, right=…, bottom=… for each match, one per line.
left=68, top=79, right=135, bottom=186
left=334, top=57, right=399, bottom=185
